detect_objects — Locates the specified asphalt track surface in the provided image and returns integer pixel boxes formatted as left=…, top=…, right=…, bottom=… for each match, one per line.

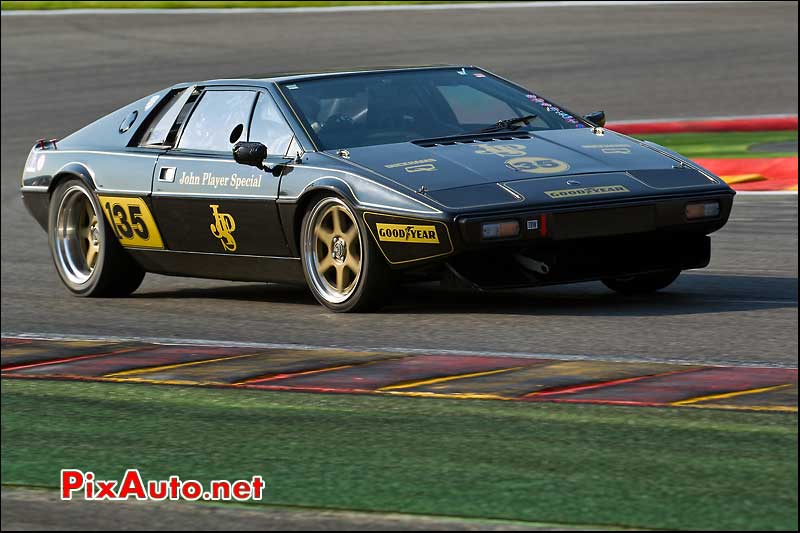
left=1, top=1, right=798, bottom=368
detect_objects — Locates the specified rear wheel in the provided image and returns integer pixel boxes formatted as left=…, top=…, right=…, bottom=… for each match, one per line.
left=49, top=179, right=145, bottom=296
left=602, top=269, right=681, bottom=295
left=300, top=195, right=393, bottom=312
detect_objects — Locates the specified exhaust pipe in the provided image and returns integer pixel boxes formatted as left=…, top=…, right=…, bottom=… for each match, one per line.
left=514, top=254, right=550, bottom=275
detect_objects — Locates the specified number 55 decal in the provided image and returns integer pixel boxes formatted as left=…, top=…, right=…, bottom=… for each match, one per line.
left=98, top=196, right=164, bottom=249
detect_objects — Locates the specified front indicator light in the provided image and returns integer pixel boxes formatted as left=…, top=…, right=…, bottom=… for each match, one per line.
left=685, top=201, right=720, bottom=220
left=481, top=220, right=520, bottom=240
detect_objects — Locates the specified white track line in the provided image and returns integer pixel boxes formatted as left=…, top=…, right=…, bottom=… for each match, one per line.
left=0, top=1, right=737, bottom=16
left=698, top=268, right=797, bottom=275
left=735, top=191, right=797, bottom=196
left=2, top=331, right=796, bottom=369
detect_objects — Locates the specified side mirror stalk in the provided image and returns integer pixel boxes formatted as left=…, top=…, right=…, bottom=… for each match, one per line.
left=584, top=111, right=606, bottom=127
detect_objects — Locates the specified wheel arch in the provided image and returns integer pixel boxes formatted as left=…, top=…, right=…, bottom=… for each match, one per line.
left=288, top=179, right=360, bottom=255
left=26, top=163, right=98, bottom=232
left=49, top=162, right=97, bottom=197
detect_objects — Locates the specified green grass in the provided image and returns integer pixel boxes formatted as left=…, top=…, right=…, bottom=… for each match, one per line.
left=1, top=1, right=473, bottom=10
left=1, top=379, right=797, bottom=530
left=636, top=130, right=798, bottom=160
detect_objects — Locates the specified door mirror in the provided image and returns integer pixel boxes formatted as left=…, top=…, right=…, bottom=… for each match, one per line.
left=233, top=141, right=268, bottom=168
left=584, top=111, right=606, bottom=127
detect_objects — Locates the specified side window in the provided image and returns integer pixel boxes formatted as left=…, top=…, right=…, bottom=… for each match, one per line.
left=138, top=87, right=195, bottom=147
left=248, top=93, right=295, bottom=157
left=177, top=90, right=257, bottom=152
left=437, top=85, right=517, bottom=125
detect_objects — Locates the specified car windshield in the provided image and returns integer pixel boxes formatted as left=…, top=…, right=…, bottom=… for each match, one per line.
left=279, top=68, right=587, bottom=150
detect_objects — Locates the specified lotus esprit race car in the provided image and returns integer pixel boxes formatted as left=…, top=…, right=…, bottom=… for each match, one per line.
left=21, top=66, right=734, bottom=312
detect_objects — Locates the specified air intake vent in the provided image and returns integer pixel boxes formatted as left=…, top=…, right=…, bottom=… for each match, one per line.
left=413, top=132, right=533, bottom=148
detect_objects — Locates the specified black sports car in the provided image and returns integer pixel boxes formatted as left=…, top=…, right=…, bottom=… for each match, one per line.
left=21, top=66, right=734, bottom=311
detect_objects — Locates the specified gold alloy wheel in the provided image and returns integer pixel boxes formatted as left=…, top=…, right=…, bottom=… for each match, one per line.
left=54, top=185, right=101, bottom=285
left=304, top=197, right=363, bottom=304
left=81, top=211, right=100, bottom=270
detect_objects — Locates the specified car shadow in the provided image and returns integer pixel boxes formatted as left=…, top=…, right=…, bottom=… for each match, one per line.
left=133, top=273, right=797, bottom=317
left=394, top=274, right=798, bottom=317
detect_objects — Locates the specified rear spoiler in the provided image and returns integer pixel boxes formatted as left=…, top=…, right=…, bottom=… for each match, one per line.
left=35, top=138, right=59, bottom=150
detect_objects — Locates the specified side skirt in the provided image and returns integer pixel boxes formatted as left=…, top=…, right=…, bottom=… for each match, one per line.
left=127, top=249, right=305, bottom=285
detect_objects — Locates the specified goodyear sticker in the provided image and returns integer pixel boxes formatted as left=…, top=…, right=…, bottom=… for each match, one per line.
left=545, top=185, right=630, bottom=199
left=376, top=223, right=439, bottom=244
left=364, top=212, right=453, bottom=265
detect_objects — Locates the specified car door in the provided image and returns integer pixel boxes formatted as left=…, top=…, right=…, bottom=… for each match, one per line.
left=151, top=87, right=293, bottom=257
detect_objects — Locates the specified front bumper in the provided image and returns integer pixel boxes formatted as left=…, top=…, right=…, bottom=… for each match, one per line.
left=456, top=192, right=733, bottom=248
left=442, top=192, right=733, bottom=289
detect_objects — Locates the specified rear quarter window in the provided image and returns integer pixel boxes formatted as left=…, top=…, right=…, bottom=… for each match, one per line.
left=137, top=88, right=195, bottom=147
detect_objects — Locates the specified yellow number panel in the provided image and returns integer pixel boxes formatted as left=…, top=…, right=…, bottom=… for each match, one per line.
left=97, top=195, right=164, bottom=249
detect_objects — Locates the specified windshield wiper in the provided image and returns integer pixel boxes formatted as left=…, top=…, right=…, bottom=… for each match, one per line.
left=473, top=114, right=537, bottom=134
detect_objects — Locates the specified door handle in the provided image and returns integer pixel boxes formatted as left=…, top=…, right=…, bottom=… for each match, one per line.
left=158, top=167, right=176, bottom=183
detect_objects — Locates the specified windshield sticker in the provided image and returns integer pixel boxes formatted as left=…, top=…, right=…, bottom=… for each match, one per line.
left=545, top=185, right=630, bottom=199
left=385, top=159, right=437, bottom=173
left=526, top=93, right=582, bottom=127
left=286, top=84, right=299, bottom=90
left=505, top=157, right=571, bottom=174
left=475, top=144, right=527, bottom=157
left=473, top=73, right=486, bottom=78
left=582, top=144, right=633, bottom=154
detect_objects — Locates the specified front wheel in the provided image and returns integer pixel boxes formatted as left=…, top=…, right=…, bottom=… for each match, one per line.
left=602, top=269, right=681, bottom=295
left=49, top=179, right=145, bottom=296
left=300, top=195, right=393, bottom=312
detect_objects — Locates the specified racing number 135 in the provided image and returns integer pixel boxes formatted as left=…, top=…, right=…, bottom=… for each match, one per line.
left=105, top=202, right=148, bottom=240
left=97, top=196, right=164, bottom=249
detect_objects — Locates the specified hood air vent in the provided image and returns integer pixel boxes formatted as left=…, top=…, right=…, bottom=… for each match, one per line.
left=412, top=132, right=533, bottom=148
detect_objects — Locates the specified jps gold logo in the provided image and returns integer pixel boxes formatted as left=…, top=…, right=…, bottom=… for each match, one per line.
left=376, top=223, right=439, bottom=244
left=474, top=144, right=527, bottom=157
left=209, top=204, right=237, bottom=252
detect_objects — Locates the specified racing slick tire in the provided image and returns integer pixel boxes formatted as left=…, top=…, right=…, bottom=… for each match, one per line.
left=48, top=179, right=145, bottom=297
left=300, top=195, right=393, bottom=312
left=602, top=269, right=681, bottom=295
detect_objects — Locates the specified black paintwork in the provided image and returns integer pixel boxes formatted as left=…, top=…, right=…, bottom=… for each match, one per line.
left=20, top=66, right=734, bottom=290
left=152, top=197, right=290, bottom=256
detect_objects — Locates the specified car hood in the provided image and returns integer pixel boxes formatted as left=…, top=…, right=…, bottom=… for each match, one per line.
left=335, top=128, right=685, bottom=193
